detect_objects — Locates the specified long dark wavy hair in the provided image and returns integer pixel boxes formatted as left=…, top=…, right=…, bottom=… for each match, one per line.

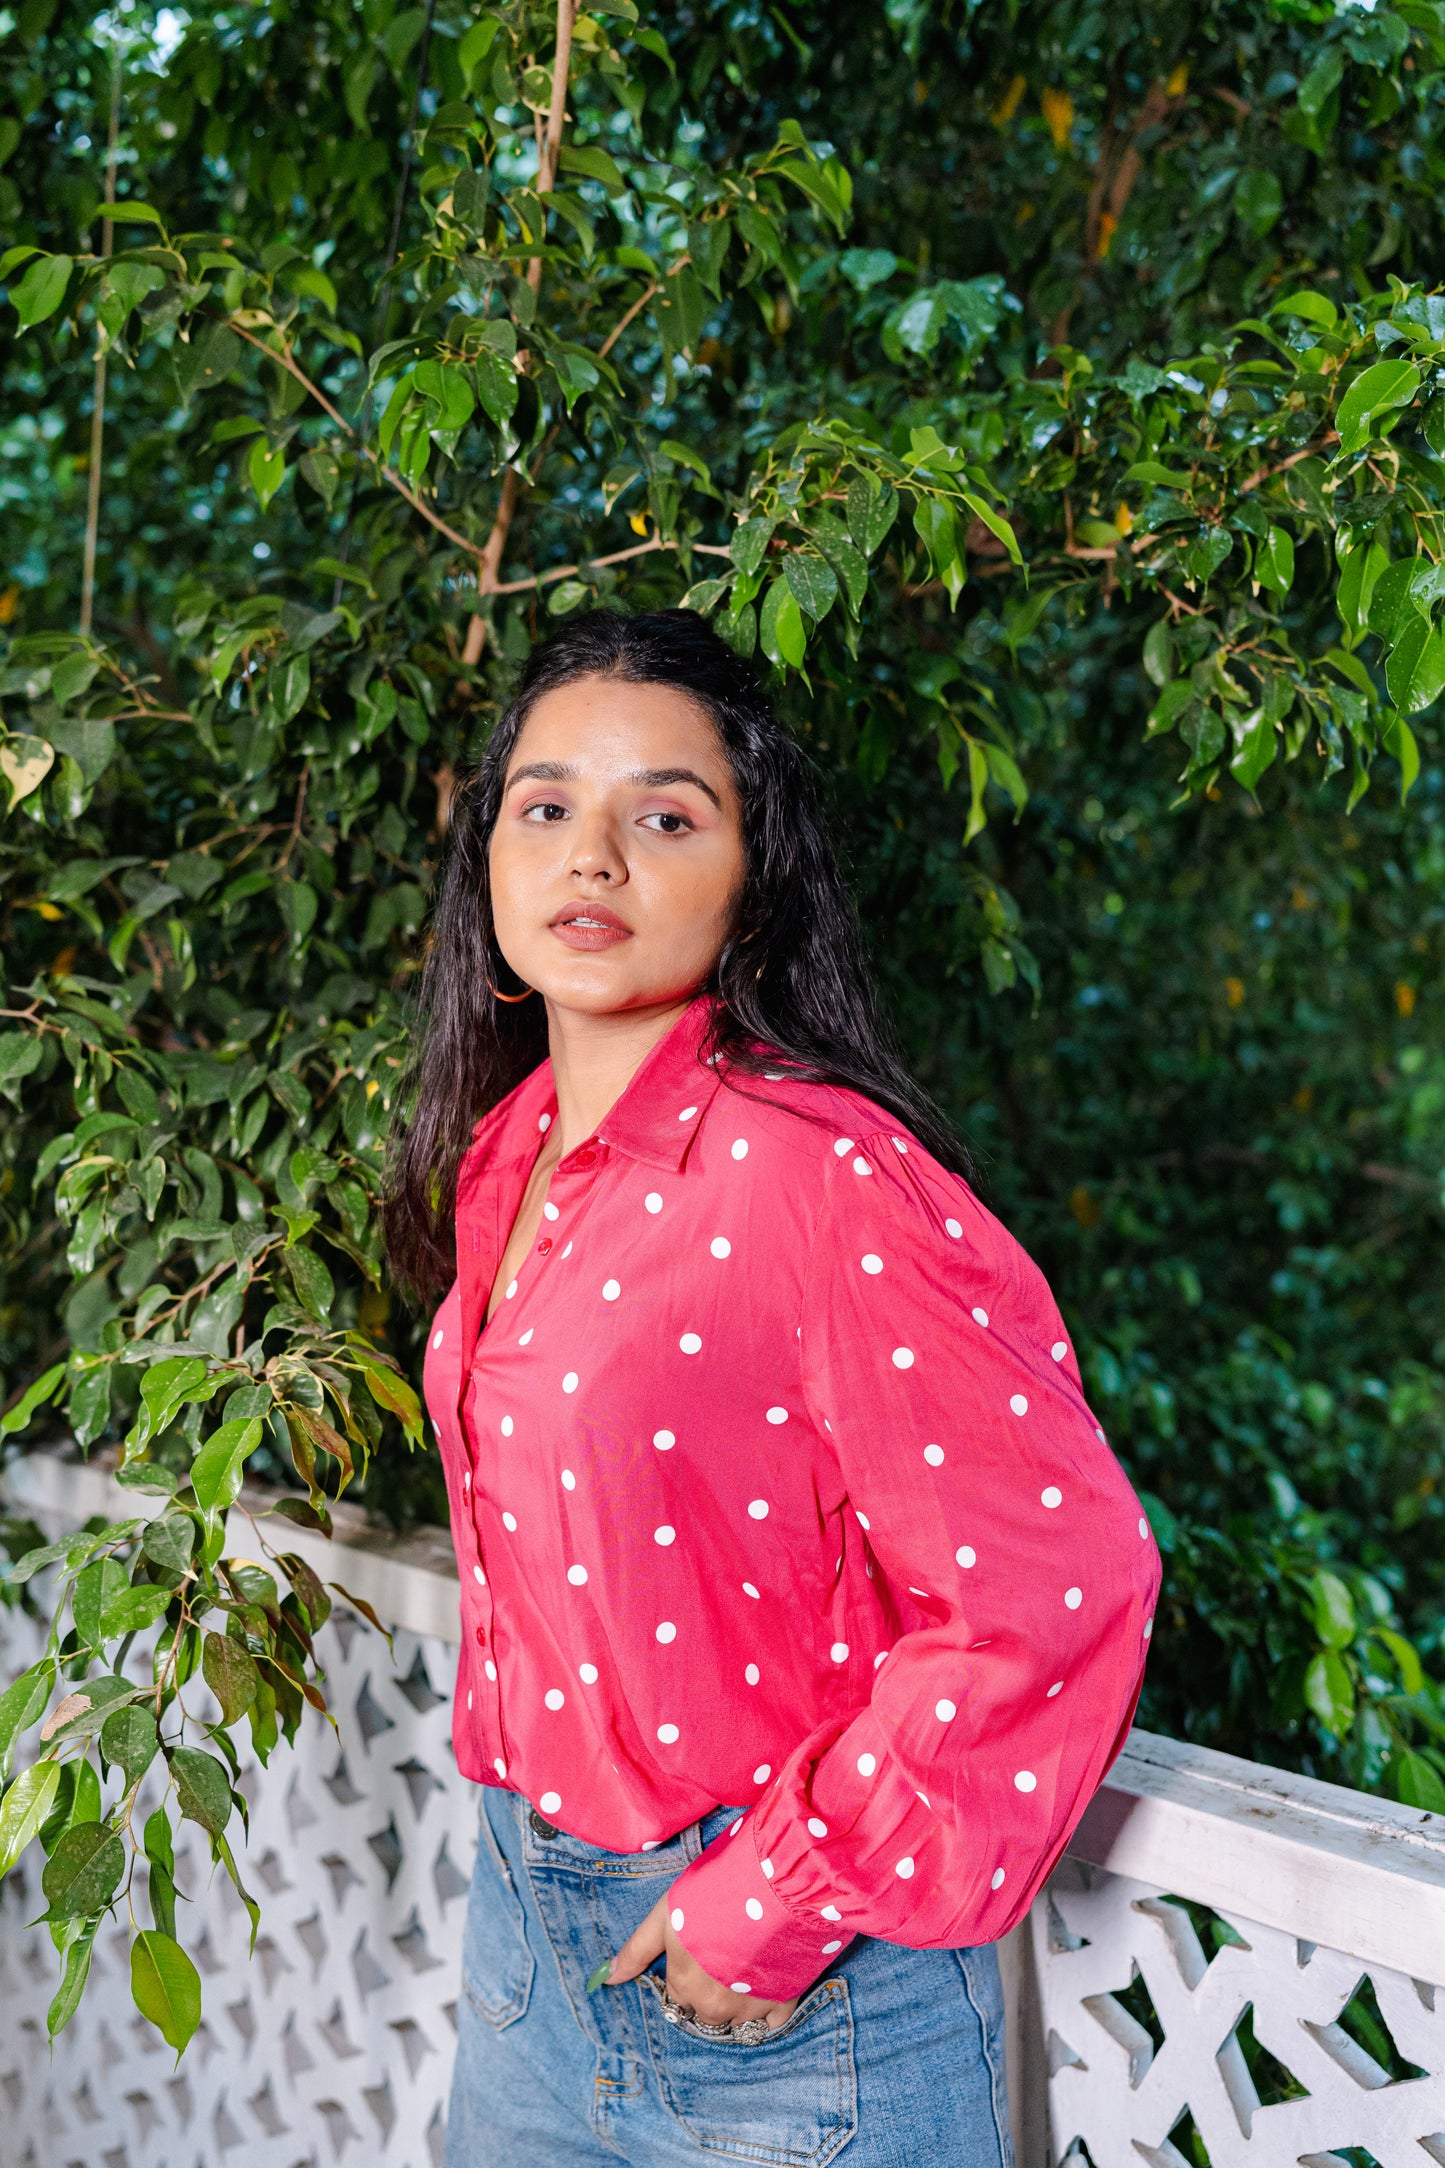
left=383, top=607, right=968, bottom=1296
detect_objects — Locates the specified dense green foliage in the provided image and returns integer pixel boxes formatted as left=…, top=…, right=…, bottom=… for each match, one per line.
left=1, top=0, right=1443, bottom=2049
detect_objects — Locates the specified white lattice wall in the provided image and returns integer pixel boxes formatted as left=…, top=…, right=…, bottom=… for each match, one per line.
left=0, top=1592, right=477, bottom=2168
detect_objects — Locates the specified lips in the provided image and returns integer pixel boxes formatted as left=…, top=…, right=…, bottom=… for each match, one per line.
left=549, top=902, right=633, bottom=952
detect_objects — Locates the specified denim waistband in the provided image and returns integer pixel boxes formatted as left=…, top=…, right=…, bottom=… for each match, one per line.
left=512, top=1790, right=747, bottom=1865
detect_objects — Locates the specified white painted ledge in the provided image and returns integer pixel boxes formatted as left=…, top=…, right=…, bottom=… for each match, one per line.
left=7, top=1446, right=1445, bottom=1984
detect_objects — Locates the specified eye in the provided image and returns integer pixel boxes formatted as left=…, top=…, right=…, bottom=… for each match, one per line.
left=522, top=799, right=569, bottom=823
left=640, top=810, right=693, bottom=834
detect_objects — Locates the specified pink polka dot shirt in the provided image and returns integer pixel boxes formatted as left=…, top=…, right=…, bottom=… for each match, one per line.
left=424, top=998, right=1160, bottom=2000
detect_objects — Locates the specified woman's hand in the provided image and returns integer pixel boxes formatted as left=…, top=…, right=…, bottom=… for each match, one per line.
left=593, top=1889, right=800, bottom=2031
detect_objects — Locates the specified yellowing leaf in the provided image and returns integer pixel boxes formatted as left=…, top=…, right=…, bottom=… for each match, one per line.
left=1, top=735, right=55, bottom=808
left=1041, top=87, right=1074, bottom=151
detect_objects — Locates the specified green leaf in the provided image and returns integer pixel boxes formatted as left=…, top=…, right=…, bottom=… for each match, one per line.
left=97, top=200, right=163, bottom=225
left=1337, top=538, right=1389, bottom=643
left=48, top=1918, right=99, bottom=2039
left=962, top=491, right=1022, bottom=568
left=189, top=1416, right=263, bottom=1515
left=1311, top=1569, right=1356, bottom=1649
left=1335, top=359, right=1421, bottom=457
left=847, top=476, right=898, bottom=559
left=1230, top=709, right=1278, bottom=795
left=1297, top=43, right=1344, bottom=120
left=101, top=1704, right=160, bottom=1788
left=1395, top=1750, right=1445, bottom=1813
left=558, top=143, right=626, bottom=195
left=170, top=1746, right=233, bottom=1835
left=1271, top=289, right=1338, bottom=329
left=1381, top=710, right=1421, bottom=800
left=782, top=552, right=838, bottom=622
left=249, top=439, right=286, bottom=510
left=202, top=1631, right=260, bottom=1724
left=759, top=578, right=807, bottom=668
left=1303, top=1649, right=1355, bottom=1737
left=0, top=1666, right=51, bottom=1779
left=286, top=1244, right=335, bottom=1322
left=72, top=1558, right=128, bottom=1646
left=10, top=252, right=73, bottom=332
left=42, top=1818, right=126, bottom=1919
left=0, top=1761, right=62, bottom=1875
left=131, top=1929, right=201, bottom=2055
left=1385, top=617, right=1445, bottom=714
left=730, top=518, right=775, bottom=577
left=0, top=1360, right=65, bottom=1437
left=1256, top=527, right=1295, bottom=598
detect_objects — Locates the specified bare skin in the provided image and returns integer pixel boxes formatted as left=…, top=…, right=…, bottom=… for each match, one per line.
left=483, top=671, right=800, bottom=2034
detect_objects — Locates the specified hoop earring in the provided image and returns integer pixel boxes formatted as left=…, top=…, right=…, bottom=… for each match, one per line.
left=487, top=978, right=535, bottom=1004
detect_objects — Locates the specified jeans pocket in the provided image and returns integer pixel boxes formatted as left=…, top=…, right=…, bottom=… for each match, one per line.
left=638, top=1971, right=858, bottom=2166
left=461, top=1799, right=535, bottom=2031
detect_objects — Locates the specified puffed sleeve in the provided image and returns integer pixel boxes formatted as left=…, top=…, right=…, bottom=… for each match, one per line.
left=666, top=1126, right=1161, bottom=2000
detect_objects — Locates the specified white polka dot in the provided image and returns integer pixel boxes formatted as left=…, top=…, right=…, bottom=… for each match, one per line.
left=501, top=1415, right=514, bottom=1437
left=1010, top=1394, right=1029, bottom=1416
left=467, top=1690, right=473, bottom=1709
left=991, top=1867, right=1006, bottom=1890
left=710, top=1236, right=731, bottom=1259
left=742, top=1581, right=760, bottom=1599
left=745, top=1897, right=764, bottom=1919
left=679, top=1106, right=698, bottom=1122
left=502, top=1511, right=517, bottom=1531
left=561, top=1469, right=576, bottom=1491
left=670, top=1907, right=685, bottom=1930
left=855, top=1511, right=870, bottom=1531
left=679, top=1332, right=702, bottom=1355
left=874, top=1651, right=887, bottom=1668
left=494, top=1757, right=507, bottom=1777
left=519, top=1328, right=534, bottom=1345
left=807, top=1816, right=828, bottom=1837
left=1041, top=1486, right=1062, bottom=1509
left=1065, top=1586, right=1083, bottom=1610
left=766, top=1405, right=788, bottom=1425
left=1047, top=1681, right=1062, bottom=1697
left=856, top=1752, right=876, bottom=1776
left=463, top=1472, right=471, bottom=1492
left=924, top=1444, right=944, bottom=1467
left=731, top=1138, right=749, bottom=1160
left=1015, top=1770, right=1037, bottom=1793
left=645, top=1191, right=663, bottom=1213
left=853, top=1156, right=872, bottom=1177
left=752, top=1764, right=771, bottom=1784
left=1144, top=1616, right=1154, bottom=1639
left=892, top=1137, right=908, bottom=1154
left=861, top=1253, right=883, bottom=1275
left=656, top=1621, right=677, bottom=1643
left=935, top=1698, right=957, bottom=1722
left=834, top=1137, right=854, bottom=1156
left=485, top=1660, right=497, bottom=1680
left=543, top=1200, right=560, bottom=1221
left=602, top=1278, right=620, bottom=1301
left=657, top=1723, right=680, bottom=1744
left=472, top=1564, right=485, bottom=1584
left=1139, top=1517, right=1149, bottom=1539
left=971, top=1307, right=989, bottom=1328
left=562, top=1371, right=579, bottom=1394
left=654, top=1524, right=676, bottom=1546
left=567, top=1563, right=588, bottom=1585
left=745, top=1662, right=760, bottom=1684
left=822, top=1937, right=843, bottom=1953
left=955, top=1545, right=976, bottom=1569
left=761, top=1857, right=774, bottom=1877
left=641, top=1839, right=662, bottom=1851
left=432, top=1329, right=444, bottom=1349
left=653, top=1429, right=675, bottom=1450
left=830, top=1641, right=849, bottom=1663
left=561, top=1240, right=573, bottom=1258
left=505, top=1279, right=518, bottom=1300
left=1051, top=1341, right=1068, bottom=1361
left=580, top=1662, right=599, bottom=1683
left=946, top=1218, right=963, bottom=1238
left=764, top=1070, right=784, bottom=1080
left=730, top=1981, right=752, bottom=1994
left=895, top=1856, right=915, bottom=1879
left=545, top=1688, right=565, bottom=1710
left=892, top=1347, right=914, bottom=1370
left=539, top=1790, right=561, bottom=1813
left=821, top=1903, right=842, bottom=1920
left=748, top=1499, right=769, bottom=1520
left=539, top=1112, right=552, bottom=1132
left=1096, top=1425, right=1106, bottom=1441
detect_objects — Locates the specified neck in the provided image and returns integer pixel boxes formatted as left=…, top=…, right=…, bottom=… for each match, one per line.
left=544, top=995, right=696, bottom=1154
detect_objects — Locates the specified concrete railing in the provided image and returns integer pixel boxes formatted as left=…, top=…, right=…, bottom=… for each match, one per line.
left=3, top=1446, right=1443, bottom=2168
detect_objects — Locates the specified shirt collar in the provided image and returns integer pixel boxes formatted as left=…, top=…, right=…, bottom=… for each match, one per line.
left=465, top=995, right=724, bottom=1180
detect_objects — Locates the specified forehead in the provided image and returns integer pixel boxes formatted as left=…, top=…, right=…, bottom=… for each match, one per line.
left=508, top=673, right=728, bottom=774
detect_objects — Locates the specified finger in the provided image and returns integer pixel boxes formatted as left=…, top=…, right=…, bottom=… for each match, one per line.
left=590, top=1894, right=667, bottom=1990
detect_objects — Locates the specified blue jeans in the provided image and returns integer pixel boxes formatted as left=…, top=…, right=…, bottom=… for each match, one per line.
left=445, top=1787, right=1014, bottom=2167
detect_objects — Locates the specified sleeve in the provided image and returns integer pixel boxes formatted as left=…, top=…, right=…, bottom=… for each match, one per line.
left=666, top=1129, right=1161, bottom=2001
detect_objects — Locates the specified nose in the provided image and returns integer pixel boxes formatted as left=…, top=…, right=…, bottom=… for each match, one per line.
left=568, top=805, right=627, bottom=886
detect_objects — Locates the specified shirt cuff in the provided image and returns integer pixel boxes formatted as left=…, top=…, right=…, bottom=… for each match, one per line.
left=666, top=1811, right=853, bottom=2001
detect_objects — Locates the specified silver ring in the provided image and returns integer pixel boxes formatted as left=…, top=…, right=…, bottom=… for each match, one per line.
left=659, top=1981, right=772, bottom=2044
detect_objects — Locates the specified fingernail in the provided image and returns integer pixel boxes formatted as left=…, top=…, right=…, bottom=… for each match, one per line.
left=586, top=1958, right=615, bottom=1993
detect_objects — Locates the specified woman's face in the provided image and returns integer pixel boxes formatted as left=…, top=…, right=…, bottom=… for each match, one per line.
left=489, top=672, right=745, bottom=1019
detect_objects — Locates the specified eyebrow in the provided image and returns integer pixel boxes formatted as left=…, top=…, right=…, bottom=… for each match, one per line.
left=505, top=761, right=723, bottom=810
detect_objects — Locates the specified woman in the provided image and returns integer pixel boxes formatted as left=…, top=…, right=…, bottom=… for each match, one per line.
left=386, top=609, right=1159, bottom=2167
